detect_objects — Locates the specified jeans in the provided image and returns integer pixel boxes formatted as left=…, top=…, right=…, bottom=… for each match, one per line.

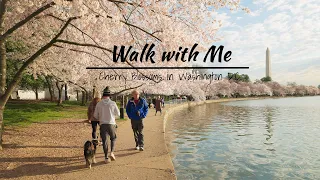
left=91, top=121, right=99, bottom=139
left=131, top=119, right=144, bottom=147
left=100, top=124, right=117, bottom=159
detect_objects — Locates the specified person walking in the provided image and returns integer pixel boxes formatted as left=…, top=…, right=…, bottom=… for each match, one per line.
left=155, top=96, right=162, bottom=116
left=94, top=86, right=120, bottom=163
left=126, top=89, right=148, bottom=151
left=148, top=97, right=152, bottom=108
left=87, top=97, right=101, bottom=140
left=152, top=97, right=156, bottom=109
left=161, top=97, right=165, bottom=108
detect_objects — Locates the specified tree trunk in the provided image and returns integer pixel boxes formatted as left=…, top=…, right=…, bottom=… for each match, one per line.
left=56, top=82, right=60, bottom=103
left=0, top=1, right=8, bottom=150
left=0, top=41, right=6, bottom=98
left=81, top=91, right=85, bottom=106
left=52, top=83, right=55, bottom=101
left=120, top=95, right=124, bottom=119
left=76, top=90, right=79, bottom=101
left=0, top=106, right=4, bottom=150
left=92, top=86, right=96, bottom=100
left=45, top=76, right=54, bottom=101
left=0, top=1, right=7, bottom=98
left=85, top=91, right=88, bottom=104
left=64, top=84, right=68, bottom=101
left=66, top=80, right=88, bottom=104
left=58, top=91, right=63, bottom=105
left=35, top=88, right=39, bottom=100
left=56, top=82, right=63, bottom=106
left=49, top=86, right=53, bottom=101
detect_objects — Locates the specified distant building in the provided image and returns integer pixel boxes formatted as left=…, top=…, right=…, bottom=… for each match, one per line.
left=266, top=47, right=271, bottom=78
left=10, top=88, right=78, bottom=101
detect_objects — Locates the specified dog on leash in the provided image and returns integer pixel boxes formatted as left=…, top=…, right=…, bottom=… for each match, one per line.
left=84, top=139, right=98, bottom=169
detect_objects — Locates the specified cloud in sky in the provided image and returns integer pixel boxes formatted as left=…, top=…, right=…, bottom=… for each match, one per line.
left=208, top=0, right=320, bottom=86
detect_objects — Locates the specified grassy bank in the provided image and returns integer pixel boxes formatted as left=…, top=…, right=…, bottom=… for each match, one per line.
left=3, top=100, right=87, bottom=127
left=3, top=100, right=126, bottom=127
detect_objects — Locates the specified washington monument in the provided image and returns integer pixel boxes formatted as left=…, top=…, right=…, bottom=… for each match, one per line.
left=266, top=47, right=271, bottom=77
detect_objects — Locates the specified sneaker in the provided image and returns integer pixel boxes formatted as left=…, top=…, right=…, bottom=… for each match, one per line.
left=104, top=159, right=110, bottom=164
left=110, top=153, right=116, bottom=161
left=139, top=147, right=144, bottom=151
left=135, top=146, right=140, bottom=150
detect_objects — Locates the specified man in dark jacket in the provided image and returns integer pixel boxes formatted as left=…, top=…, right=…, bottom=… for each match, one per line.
left=126, top=89, right=148, bottom=151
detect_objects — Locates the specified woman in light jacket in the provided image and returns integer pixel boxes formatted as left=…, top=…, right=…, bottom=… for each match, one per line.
left=87, top=97, right=101, bottom=140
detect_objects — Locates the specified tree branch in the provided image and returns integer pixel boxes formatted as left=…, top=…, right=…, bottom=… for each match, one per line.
left=107, top=0, right=140, bottom=7
left=0, top=0, right=8, bottom=28
left=55, top=39, right=113, bottom=53
left=0, top=17, right=75, bottom=106
left=0, top=0, right=8, bottom=97
left=53, top=44, right=106, bottom=63
left=80, top=1, right=162, bottom=42
left=114, top=1, right=144, bottom=49
left=119, top=19, right=161, bottom=42
left=52, top=44, right=121, bottom=76
left=107, top=0, right=172, bottom=18
left=83, top=2, right=104, bottom=18
left=112, top=83, right=145, bottom=96
left=108, top=0, right=191, bottom=34
left=43, top=62, right=88, bottom=96
left=0, top=1, right=56, bottom=41
left=48, top=15, right=161, bottom=84
left=47, top=14, right=112, bottom=57
left=66, top=80, right=87, bottom=92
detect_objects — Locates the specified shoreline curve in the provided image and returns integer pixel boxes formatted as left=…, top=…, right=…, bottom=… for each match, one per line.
left=162, top=97, right=264, bottom=179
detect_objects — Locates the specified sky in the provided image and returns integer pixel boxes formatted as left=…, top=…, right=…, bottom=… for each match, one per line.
left=200, top=0, right=319, bottom=86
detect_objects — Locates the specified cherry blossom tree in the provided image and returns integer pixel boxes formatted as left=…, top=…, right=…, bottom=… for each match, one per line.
left=1, top=0, right=248, bottom=149
left=285, top=83, right=297, bottom=96
left=308, top=86, right=319, bottom=95
left=295, top=85, right=307, bottom=96
left=209, top=79, right=232, bottom=98
left=233, top=82, right=251, bottom=97
left=265, top=81, right=285, bottom=96
left=257, top=83, right=272, bottom=96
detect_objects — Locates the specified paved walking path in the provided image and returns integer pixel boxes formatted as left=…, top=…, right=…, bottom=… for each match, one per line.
left=0, top=107, right=176, bottom=180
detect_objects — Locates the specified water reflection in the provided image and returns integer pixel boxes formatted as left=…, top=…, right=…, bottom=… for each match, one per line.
left=167, top=96, right=320, bottom=180
left=264, top=107, right=274, bottom=148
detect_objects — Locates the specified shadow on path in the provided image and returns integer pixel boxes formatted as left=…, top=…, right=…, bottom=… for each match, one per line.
left=3, top=144, right=82, bottom=149
left=0, top=162, right=87, bottom=179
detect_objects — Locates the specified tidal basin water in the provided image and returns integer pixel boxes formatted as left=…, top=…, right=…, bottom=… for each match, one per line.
left=166, top=96, right=320, bottom=180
